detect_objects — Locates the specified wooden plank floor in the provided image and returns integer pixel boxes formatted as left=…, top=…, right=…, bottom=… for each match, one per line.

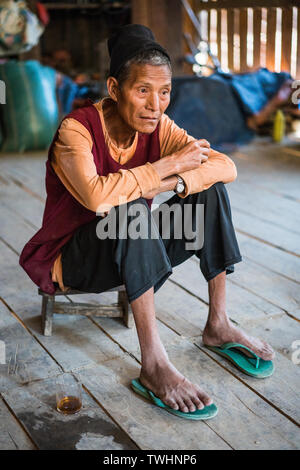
left=0, top=137, right=300, bottom=450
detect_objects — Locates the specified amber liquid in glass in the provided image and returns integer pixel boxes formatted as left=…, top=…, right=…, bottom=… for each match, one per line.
left=57, top=395, right=82, bottom=415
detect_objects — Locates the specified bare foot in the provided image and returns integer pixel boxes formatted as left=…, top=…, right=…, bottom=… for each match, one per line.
left=139, top=360, right=213, bottom=413
left=203, top=317, right=275, bottom=361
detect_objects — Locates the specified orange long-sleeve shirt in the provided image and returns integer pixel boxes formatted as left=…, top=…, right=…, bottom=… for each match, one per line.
left=51, top=97, right=237, bottom=290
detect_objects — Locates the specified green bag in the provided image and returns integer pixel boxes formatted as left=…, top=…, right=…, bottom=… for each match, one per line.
left=0, top=60, right=58, bottom=152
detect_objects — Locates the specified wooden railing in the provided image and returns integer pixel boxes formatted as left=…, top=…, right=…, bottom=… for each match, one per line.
left=184, top=0, right=300, bottom=78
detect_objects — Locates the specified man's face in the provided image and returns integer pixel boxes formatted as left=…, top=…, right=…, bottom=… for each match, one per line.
left=116, top=63, right=172, bottom=133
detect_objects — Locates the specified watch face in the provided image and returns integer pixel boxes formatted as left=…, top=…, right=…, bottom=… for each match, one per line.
left=177, top=183, right=185, bottom=193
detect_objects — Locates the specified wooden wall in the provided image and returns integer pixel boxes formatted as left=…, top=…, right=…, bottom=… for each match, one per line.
left=40, top=9, right=111, bottom=75
left=194, top=0, right=300, bottom=78
left=131, top=0, right=185, bottom=76
left=22, top=1, right=300, bottom=79
left=31, top=1, right=185, bottom=77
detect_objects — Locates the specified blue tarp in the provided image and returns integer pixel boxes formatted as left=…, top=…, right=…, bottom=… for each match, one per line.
left=217, top=67, right=292, bottom=115
left=167, top=67, right=292, bottom=150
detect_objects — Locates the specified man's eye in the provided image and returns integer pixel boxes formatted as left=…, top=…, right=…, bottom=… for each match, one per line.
left=162, top=90, right=170, bottom=96
left=139, top=88, right=147, bottom=93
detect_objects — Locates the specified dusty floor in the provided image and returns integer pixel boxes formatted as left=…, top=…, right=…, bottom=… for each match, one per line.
left=0, top=136, right=300, bottom=450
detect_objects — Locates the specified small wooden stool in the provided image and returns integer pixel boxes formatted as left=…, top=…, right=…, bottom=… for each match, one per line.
left=38, top=285, right=134, bottom=336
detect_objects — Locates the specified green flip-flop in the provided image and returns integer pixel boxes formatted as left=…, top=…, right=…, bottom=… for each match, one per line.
left=204, top=342, right=274, bottom=378
left=131, top=378, right=218, bottom=420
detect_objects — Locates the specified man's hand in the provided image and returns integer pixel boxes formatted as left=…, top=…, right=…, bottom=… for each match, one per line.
left=172, top=139, right=210, bottom=173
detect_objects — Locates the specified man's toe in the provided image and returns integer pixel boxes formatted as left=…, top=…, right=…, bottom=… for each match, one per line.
left=202, top=394, right=213, bottom=406
left=165, top=397, right=179, bottom=410
left=177, top=398, right=189, bottom=413
left=184, top=397, right=196, bottom=413
left=261, top=341, right=275, bottom=359
left=196, top=387, right=212, bottom=406
left=192, top=395, right=204, bottom=410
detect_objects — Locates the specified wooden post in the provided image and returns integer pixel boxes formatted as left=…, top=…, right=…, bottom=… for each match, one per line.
left=266, top=7, right=277, bottom=71
left=131, top=0, right=184, bottom=76
left=41, top=295, right=54, bottom=337
left=118, top=290, right=134, bottom=329
left=297, top=7, right=300, bottom=79
left=239, top=8, right=248, bottom=72
left=217, top=9, right=222, bottom=68
left=253, top=8, right=262, bottom=70
left=281, top=6, right=293, bottom=73
left=227, top=8, right=234, bottom=71
left=207, top=8, right=211, bottom=45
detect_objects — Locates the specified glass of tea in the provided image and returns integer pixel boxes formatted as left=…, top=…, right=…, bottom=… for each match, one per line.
left=56, top=373, right=82, bottom=415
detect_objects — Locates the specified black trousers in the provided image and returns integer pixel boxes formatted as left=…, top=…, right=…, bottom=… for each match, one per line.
left=61, top=182, right=242, bottom=303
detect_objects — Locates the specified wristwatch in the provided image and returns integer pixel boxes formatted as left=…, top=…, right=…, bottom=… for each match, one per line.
left=175, top=175, right=185, bottom=195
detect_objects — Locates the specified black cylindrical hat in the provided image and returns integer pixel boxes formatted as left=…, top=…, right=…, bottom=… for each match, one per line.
left=108, top=24, right=171, bottom=78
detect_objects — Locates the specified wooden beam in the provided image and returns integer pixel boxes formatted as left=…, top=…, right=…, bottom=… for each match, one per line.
left=43, top=3, right=100, bottom=9
left=253, top=8, right=262, bottom=69
left=195, top=0, right=298, bottom=10
left=266, top=7, right=277, bottom=71
left=227, top=8, right=234, bottom=71
left=207, top=8, right=211, bottom=44
left=281, top=6, right=293, bottom=72
left=53, top=302, right=123, bottom=317
left=297, top=7, right=300, bottom=79
left=217, top=9, right=222, bottom=66
left=239, top=8, right=248, bottom=72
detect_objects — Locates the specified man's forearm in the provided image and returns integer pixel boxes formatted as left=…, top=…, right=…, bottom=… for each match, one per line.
left=151, top=154, right=179, bottom=180
left=177, top=150, right=237, bottom=196
left=157, top=175, right=178, bottom=194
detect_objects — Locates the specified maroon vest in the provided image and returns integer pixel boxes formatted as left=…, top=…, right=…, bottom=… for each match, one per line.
left=19, top=103, right=161, bottom=294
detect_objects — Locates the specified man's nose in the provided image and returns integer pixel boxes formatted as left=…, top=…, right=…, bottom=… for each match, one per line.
left=146, top=92, right=159, bottom=111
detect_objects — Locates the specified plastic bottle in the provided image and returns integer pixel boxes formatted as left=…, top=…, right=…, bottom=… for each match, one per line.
left=272, top=109, right=285, bottom=142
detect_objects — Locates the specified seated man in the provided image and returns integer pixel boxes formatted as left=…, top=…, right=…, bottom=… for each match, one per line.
left=20, top=24, right=274, bottom=418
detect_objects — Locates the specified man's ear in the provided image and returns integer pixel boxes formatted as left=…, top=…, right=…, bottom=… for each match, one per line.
left=107, top=77, right=119, bottom=102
